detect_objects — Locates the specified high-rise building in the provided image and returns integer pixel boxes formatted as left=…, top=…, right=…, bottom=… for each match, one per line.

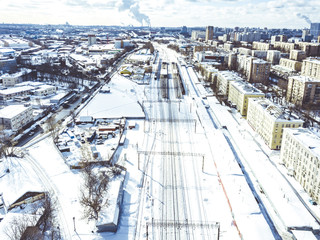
left=310, top=23, right=320, bottom=39
left=88, top=34, right=96, bottom=46
left=205, top=26, right=214, bottom=42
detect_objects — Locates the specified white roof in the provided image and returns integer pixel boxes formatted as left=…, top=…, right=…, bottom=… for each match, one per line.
left=0, top=105, right=30, bottom=119
left=290, top=75, right=320, bottom=83
left=230, top=81, right=265, bottom=96
left=285, top=128, right=320, bottom=158
left=0, top=86, right=34, bottom=95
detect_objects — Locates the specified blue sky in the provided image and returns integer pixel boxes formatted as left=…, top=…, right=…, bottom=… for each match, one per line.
left=0, top=0, right=319, bottom=28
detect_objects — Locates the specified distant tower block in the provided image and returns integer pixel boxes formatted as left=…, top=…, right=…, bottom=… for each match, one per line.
left=205, top=26, right=214, bottom=42
left=88, top=34, right=96, bottom=46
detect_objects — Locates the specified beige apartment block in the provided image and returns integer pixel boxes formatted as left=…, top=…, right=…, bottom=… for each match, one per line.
left=280, top=128, right=320, bottom=204
left=252, top=42, right=271, bottom=51
left=216, top=71, right=242, bottom=96
left=0, top=105, right=33, bottom=131
left=267, top=50, right=281, bottom=65
left=247, top=98, right=304, bottom=150
left=273, top=41, right=296, bottom=53
left=286, top=75, right=320, bottom=107
left=301, top=58, right=320, bottom=80
left=237, top=47, right=252, bottom=56
left=297, top=42, right=320, bottom=57
left=228, top=81, right=265, bottom=116
left=290, top=50, right=306, bottom=61
left=279, top=58, right=302, bottom=72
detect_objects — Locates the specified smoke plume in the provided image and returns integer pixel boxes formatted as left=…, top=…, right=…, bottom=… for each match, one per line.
left=118, top=0, right=151, bottom=26
left=296, top=13, right=312, bottom=24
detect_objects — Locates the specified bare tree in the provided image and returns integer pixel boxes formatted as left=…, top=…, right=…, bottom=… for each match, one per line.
left=46, top=116, right=59, bottom=143
left=0, top=126, right=17, bottom=158
left=80, top=164, right=109, bottom=220
left=4, top=214, right=39, bottom=240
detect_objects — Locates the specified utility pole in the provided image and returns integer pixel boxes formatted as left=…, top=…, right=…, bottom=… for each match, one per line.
left=73, top=217, right=76, bottom=232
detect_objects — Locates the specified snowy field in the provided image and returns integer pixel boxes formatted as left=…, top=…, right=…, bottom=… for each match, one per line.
left=79, top=74, right=145, bottom=119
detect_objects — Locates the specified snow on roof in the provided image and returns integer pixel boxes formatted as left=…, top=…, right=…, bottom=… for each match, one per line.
left=249, top=98, right=303, bottom=123
left=291, top=230, right=317, bottom=240
left=96, top=174, right=124, bottom=229
left=0, top=157, right=43, bottom=207
left=230, top=81, right=264, bottom=96
left=218, top=71, right=243, bottom=81
left=0, top=105, right=30, bottom=119
left=304, top=58, right=320, bottom=65
left=285, top=128, right=320, bottom=158
left=289, top=75, right=320, bottom=83
left=0, top=86, right=34, bottom=95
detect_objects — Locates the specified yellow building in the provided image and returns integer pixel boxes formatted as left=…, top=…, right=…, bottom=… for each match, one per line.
left=279, top=58, right=302, bottom=72
left=286, top=75, right=320, bottom=107
left=252, top=42, right=271, bottom=51
left=228, top=81, right=265, bottom=116
left=216, top=71, right=242, bottom=96
left=247, top=98, right=304, bottom=150
left=280, top=128, right=320, bottom=204
left=289, top=50, right=306, bottom=61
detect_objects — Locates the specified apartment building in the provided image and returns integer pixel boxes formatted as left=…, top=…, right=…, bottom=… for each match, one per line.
left=273, top=41, right=296, bottom=53
left=0, top=86, right=34, bottom=101
left=280, top=128, right=320, bottom=204
left=279, top=58, right=302, bottom=72
left=286, top=75, right=320, bottom=107
left=236, top=47, right=252, bottom=56
left=34, top=85, right=57, bottom=96
left=191, top=31, right=206, bottom=41
left=252, top=50, right=267, bottom=60
left=205, top=26, right=214, bottom=42
left=228, top=80, right=264, bottom=116
left=297, top=42, right=320, bottom=57
left=247, top=59, right=271, bottom=84
left=267, top=50, right=281, bottom=65
left=0, top=105, right=33, bottom=131
left=290, top=50, right=306, bottom=61
left=247, top=98, right=304, bottom=149
left=216, top=71, right=242, bottom=96
left=301, top=58, right=320, bottom=80
left=252, top=42, right=271, bottom=51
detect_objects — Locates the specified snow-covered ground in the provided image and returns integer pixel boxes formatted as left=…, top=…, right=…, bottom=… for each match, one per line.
left=79, top=74, right=145, bottom=119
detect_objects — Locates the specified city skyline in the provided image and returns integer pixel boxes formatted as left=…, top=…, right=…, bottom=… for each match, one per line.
left=1, top=0, right=320, bottom=29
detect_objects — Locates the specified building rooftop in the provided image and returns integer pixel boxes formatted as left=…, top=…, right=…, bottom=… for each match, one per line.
left=230, top=80, right=265, bottom=95
left=290, top=75, right=320, bottom=83
left=0, top=105, right=30, bottom=119
left=218, top=71, right=243, bottom=81
left=304, top=58, right=320, bottom=65
left=0, top=86, right=34, bottom=95
left=285, top=128, right=320, bottom=158
left=250, top=98, right=304, bottom=123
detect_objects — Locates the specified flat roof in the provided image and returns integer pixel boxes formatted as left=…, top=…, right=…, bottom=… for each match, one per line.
left=290, top=75, right=320, bottom=83
left=285, top=128, right=320, bottom=158
left=249, top=98, right=304, bottom=123
left=230, top=80, right=265, bottom=95
left=0, top=86, right=34, bottom=95
left=0, top=105, right=30, bottom=119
